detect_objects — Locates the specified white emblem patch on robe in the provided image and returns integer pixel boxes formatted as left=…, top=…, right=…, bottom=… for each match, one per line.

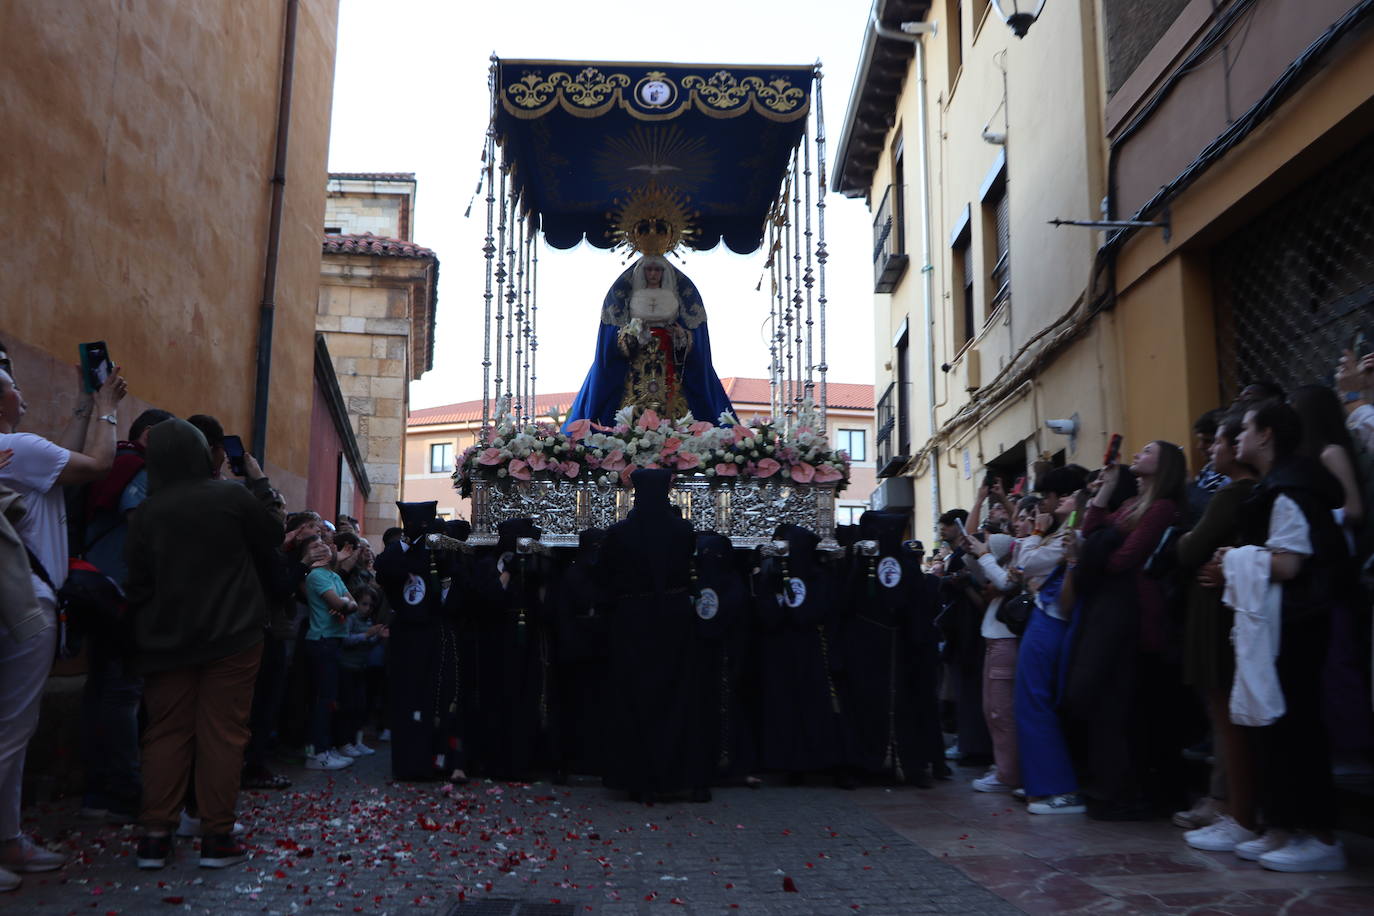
left=403, top=574, right=427, bottom=606
left=696, top=587, right=719, bottom=620
left=878, top=557, right=902, bottom=588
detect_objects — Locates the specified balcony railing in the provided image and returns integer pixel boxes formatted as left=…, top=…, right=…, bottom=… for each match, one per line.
left=874, top=381, right=909, bottom=478
left=872, top=184, right=909, bottom=294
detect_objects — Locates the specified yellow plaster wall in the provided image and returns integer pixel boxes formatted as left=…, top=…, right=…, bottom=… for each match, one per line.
left=0, top=1, right=340, bottom=505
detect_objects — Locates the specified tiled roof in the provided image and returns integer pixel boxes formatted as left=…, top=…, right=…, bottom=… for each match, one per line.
left=408, top=378, right=874, bottom=427
left=322, top=232, right=435, bottom=259
left=409, top=393, right=581, bottom=427
left=328, top=172, right=416, bottom=182
left=719, top=377, right=874, bottom=411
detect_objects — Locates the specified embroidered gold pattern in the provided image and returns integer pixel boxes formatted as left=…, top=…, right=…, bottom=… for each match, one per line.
left=502, top=65, right=808, bottom=121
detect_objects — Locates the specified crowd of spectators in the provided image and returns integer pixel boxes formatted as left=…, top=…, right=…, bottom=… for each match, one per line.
left=1, top=336, right=1372, bottom=889
left=0, top=341, right=392, bottom=886
left=928, top=347, right=1374, bottom=874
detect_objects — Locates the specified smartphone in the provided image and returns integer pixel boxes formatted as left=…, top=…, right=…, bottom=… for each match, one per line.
left=1066, top=509, right=1080, bottom=529
left=983, top=472, right=997, bottom=490
left=1010, top=475, right=1026, bottom=497
left=955, top=516, right=968, bottom=538
left=223, top=434, right=247, bottom=476
left=77, top=341, right=115, bottom=394
left=1104, top=433, right=1124, bottom=467
left=1355, top=328, right=1371, bottom=359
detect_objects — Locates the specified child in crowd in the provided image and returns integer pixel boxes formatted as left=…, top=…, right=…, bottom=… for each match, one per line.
left=337, top=585, right=387, bottom=758
left=303, top=539, right=357, bottom=771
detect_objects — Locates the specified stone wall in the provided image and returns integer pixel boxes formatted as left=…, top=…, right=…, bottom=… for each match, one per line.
left=318, top=256, right=430, bottom=535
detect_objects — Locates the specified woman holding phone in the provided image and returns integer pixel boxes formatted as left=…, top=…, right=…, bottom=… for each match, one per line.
left=1071, top=438, right=1188, bottom=821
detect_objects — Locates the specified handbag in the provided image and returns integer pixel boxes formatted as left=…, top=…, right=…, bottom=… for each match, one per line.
left=995, top=591, right=1034, bottom=637
left=1144, top=524, right=1185, bottom=579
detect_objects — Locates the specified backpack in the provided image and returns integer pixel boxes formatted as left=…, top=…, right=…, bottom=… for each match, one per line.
left=24, top=550, right=127, bottom=659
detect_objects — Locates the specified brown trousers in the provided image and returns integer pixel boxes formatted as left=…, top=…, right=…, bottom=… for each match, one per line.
left=140, top=641, right=263, bottom=835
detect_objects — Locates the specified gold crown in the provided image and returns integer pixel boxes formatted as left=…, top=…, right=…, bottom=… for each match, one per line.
left=607, top=182, right=699, bottom=256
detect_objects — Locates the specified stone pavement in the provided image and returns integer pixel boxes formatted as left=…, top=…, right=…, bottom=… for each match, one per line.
left=2, top=749, right=1372, bottom=915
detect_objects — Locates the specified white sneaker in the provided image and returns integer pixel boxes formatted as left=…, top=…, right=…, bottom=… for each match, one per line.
left=325, top=750, right=355, bottom=768
left=0, top=865, right=20, bottom=892
left=337, top=744, right=365, bottom=758
left=175, top=811, right=246, bottom=838
left=378, top=729, right=392, bottom=742
left=972, top=771, right=1014, bottom=793
left=1184, top=815, right=1258, bottom=852
left=352, top=741, right=376, bottom=756
left=305, top=751, right=351, bottom=771
left=0, top=835, right=66, bottom=873
left=1027, top=793, right=1086, bottom=815
left=944, top=744, right=962, bottom=761
left=1259, top=835, right=1347, bottom=873
left=1234, top=831, right=1288, bottom=861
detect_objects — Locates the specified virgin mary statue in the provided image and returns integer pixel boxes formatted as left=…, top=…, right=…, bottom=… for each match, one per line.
left=563, top=254, right=735, bottom=429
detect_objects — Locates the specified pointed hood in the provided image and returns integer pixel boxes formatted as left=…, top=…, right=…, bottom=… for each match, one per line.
left=858, top=510, right=907, bottom=556
left=145, top=419, right=213, bottom=494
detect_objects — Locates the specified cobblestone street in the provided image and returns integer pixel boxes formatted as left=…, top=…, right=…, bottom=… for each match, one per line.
left=4, top=751, right=1374, bottom=915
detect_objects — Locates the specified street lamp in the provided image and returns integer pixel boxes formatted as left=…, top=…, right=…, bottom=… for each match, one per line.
left=991, top=0, right=1046, bottom=37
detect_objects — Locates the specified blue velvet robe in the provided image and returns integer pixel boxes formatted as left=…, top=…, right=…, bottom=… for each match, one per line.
left=563, top=263, right=735, bottom=430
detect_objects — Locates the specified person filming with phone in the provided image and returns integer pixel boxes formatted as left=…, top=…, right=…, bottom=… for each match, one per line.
left=0, top=344, right=127, bottom=887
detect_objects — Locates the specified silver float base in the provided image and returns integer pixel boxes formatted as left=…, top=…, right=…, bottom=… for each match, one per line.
left=467, top=477, right=837, bottom=548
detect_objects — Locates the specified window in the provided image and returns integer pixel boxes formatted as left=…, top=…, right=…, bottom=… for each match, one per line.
left=892, top=134, right=906, bottom=255
left=836, top=428, right=867, bottom=462
left=982, top=165, right=1010, bottom=314
left=836, top=505, right=866, bottom=526
left=953, top=229, right=974, bottom=346
left=896, top=331, right=910, bottom=455
left=429, top=442, right=454, bottom=473
left=947, top=0, right=964, bottom=88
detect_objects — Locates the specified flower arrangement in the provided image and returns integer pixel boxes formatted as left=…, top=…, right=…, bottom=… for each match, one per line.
left=454, top=399, right=851, bottom=498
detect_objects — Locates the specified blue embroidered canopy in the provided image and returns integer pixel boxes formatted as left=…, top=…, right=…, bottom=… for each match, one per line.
left=494, top=59, right=814, bottom=254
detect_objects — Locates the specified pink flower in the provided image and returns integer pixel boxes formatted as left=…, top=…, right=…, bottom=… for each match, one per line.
left=526, top=452, right=549, bottom=471
left=601, top=449, right=627, bottom=472
left=660, top=437, right=682, bottom=456
left=731, top=425, right=752, bottom=444
left=613, top=424, right=631, bottom=436
left=715, top=462, right=739, bottom=477
left=477, top=447, right=505, bottom=466
left=753, top=457, right=781, bottom=478
left=812, top=463, right=843, bottom=483
left=561, top=461, right=580, bottom=479
left=591, top=422, right=615, bottom=433
left=637, top=409, right=661, bottom=431
left=619, top=466, right=636, bottom=487
left=585, top=453, right=603, bottom=469
left=674, top=452, right=702, bottom=471
left=689, top=421, right=713, bottom=436
left=789, top=461, right=815, bottom=484
left=508, top=458, right=532, bottom=481
left=565, top=419, right=592, bottom=442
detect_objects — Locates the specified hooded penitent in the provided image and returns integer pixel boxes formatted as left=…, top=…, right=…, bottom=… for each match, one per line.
left=123, top=419, right=282, bottom=674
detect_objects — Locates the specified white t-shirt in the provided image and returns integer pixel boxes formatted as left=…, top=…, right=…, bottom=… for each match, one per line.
left=0, top=432, right=71, bottom=601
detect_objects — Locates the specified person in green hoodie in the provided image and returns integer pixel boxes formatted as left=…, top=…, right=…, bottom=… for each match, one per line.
left=123, top=419, right=282, bottom=871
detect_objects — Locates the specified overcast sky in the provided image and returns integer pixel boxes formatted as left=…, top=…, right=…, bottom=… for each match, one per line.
left=327, top=0, right=880, bottom=411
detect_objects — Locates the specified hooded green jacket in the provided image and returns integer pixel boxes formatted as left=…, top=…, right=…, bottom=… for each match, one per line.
left=124, top=419, right=283, bottom=673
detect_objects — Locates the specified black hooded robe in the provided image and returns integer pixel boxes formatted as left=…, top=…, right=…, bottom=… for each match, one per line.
left=751, top=525, right=852, bottom=775
left=598, top=470, right=704, bottom=796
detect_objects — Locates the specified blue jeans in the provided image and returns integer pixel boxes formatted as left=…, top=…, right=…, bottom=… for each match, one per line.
left=80, top=640, right=143, bottom=813
left=304, top=638, right=341, bottom=754
left=1014, top=608, right=1079, bottom=798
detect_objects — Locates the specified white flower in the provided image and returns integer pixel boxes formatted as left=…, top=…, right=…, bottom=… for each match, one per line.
left=615, top=405, right=636, bottom=428
left=497, top=468, right=509, bottom=478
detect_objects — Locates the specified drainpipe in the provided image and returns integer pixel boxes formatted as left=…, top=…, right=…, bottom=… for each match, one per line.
left=871, top=13, right=942, bottom=529
left=251, top=0, right=300, bottom=464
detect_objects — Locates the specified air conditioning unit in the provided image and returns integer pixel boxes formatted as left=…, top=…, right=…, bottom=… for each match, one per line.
left=963, top=347, right=981, bottom=391
left=869, top=476, right=914, bottom=511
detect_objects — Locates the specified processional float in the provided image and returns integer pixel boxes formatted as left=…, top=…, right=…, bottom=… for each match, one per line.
left=456, top=57, right=845, bottom=547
